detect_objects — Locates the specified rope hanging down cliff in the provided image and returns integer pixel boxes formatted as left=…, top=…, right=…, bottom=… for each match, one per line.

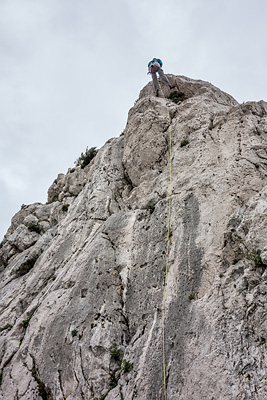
left=158, top=79, right=173, bottom=400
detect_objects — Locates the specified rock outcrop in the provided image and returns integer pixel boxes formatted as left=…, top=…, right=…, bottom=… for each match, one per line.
left=0, top=75, right=266, bottom=400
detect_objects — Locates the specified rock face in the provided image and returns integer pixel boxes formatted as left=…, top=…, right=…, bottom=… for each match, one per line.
left=0, top=75, right=266, bottom=400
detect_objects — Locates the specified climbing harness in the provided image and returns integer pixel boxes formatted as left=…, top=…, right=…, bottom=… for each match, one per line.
left=158, top=80, right=173, bottom=400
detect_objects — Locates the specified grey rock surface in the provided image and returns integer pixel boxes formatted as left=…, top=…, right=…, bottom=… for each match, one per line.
left=0, top=76, right=266, bottom=399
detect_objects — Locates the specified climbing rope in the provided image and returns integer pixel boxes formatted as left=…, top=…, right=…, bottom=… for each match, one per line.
left=158, top=80, right=173, bottom=400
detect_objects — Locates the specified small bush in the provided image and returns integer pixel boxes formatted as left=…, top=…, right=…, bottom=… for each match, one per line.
left=109, top=374, right=119, bottom=389
left=121, top=359, right=133, bottom=373
left=75, top=147, right=97, bottom=169
left=23, top=316, right=32, bottom=329
left=148, top=204, right=155, bottom=214
left=180, top=139, right=189, bottom=147
left=188, top=292, right=195, bottom=301
left=71, top=329, right=78, bottom=337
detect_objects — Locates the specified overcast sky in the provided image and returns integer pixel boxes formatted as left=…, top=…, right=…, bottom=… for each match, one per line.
left=1, top=0, right=267, bottom=240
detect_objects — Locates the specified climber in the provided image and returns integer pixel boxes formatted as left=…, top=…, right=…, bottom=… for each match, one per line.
left=147, top=58, right=174, bottom=96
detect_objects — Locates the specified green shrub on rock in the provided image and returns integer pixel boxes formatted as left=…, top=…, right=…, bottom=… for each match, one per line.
left=75, top=147, right=97, bottom=169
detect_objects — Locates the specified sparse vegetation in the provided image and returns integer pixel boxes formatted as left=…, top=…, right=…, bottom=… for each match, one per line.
left=121, top=359, right=133, bottom=373
left=180, top=139, right=189, bottom=147
left=71, top=329, right=78, bottom=337
left=23, top=316, right=32, bottom=329
left=109, top=374, right=119, bottom=389
left=148, top=204, right=155, bottom=214
left=31, top=360, right=51, bottom=400
left=75, top=147, right=97, bottom=169
left=0, top=324, right=12, bottom=332
left=188, top=292, right=196, bottom=301
left=97, top=353, right=132, bottom=398
left=246, top=250, right=265, bottom=267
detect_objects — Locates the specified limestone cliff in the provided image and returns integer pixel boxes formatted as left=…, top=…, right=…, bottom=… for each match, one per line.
left=0, top=76, right=266, bottom=400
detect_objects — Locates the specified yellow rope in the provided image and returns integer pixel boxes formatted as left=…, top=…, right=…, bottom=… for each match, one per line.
left=158, top=80, right=172, bottom=400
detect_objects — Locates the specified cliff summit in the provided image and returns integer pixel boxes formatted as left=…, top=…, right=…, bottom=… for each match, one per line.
left=0, top=75, right=266, bottom=400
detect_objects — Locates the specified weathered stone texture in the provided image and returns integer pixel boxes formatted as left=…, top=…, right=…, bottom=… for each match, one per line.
left=0, top=76, right=266, bottom=399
